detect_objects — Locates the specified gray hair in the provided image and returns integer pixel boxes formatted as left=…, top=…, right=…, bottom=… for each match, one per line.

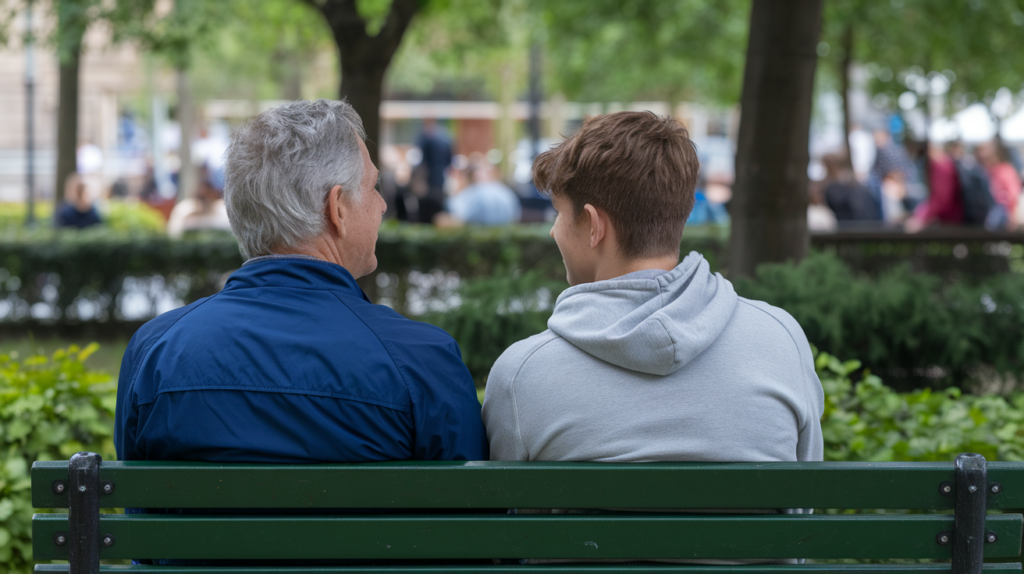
left=224, top=99, right=366, bottom=259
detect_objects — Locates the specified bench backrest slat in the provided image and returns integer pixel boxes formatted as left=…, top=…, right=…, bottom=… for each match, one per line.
left=27, top=564, right=1024, bottom=574
left=29, top=461, right=1024, bottom=510
left=31, top=513, right=1024, bottom=562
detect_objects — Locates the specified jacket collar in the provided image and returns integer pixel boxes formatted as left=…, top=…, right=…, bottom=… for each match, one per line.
left=223, top=255, right=369, bottom=301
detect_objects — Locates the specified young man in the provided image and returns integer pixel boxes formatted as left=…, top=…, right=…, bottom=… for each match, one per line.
left=482, top=111, right=823, bottom=463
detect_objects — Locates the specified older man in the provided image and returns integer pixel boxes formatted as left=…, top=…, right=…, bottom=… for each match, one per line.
left=115, top=100, right=487, bottom=464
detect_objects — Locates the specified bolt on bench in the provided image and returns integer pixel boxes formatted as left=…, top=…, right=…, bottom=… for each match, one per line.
left=31, top=452, right=1024, bottom=574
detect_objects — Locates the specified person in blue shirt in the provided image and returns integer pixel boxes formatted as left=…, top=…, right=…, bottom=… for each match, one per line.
left=54, top=174, right=102, bottom=229
left=445, top=162, right=521, bottom=226
left=115, top=99, right=488, bottom=467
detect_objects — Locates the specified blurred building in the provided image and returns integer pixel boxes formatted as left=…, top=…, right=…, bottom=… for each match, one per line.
left=0, top=17, right=147, bottom=201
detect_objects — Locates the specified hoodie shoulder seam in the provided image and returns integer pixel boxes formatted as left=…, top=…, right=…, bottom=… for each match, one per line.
left=737, top=298, right=816, bottom=430
left=505, top=332, right=563, bottom=460
left=738, top=298, right=803, bottom=356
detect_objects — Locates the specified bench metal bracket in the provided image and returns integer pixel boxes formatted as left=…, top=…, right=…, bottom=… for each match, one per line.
left=952, top=452, right=987, bottom=574
left=68, top=451, right=102, bottom=574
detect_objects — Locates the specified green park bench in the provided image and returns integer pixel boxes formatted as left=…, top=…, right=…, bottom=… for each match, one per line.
left=30, top=451, right=1024, bottom=574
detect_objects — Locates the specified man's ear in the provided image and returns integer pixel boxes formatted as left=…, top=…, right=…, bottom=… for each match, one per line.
left=326, top=184, right=346, bottom=239
left=583, top=204, right=607, bottom=249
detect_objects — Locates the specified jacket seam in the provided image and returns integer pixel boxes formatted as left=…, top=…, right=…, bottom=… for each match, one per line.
left=138, top=385, right=410, bottom=412
left=128, top=293, right=221, bottom=401
left=223, top=284, right=364, bottom=295
left=328, top=289, right=416, bottom=411
left=506, top=333, right=562, bottom=460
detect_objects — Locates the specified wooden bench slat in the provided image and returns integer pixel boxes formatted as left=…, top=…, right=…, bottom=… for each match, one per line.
left=30, top=513, right=1024, bottom=561
left=30, top=563, right=1024, bottom=574
left=29, top=461, right=1024, bottom=510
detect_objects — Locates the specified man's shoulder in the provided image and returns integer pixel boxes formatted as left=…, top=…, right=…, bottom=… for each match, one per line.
left=488, top=329, right=570, bottom=385
left=129, top=296, right=213, bottom=349
left=349, top=302, right=459, bottom=351
left=736, top=297, right=806, bottom=338
left=733, top=297, right=814, bottom=363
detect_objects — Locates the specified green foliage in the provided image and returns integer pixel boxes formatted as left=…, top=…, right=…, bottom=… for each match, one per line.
left=102, top=202, right=167, bottom=235
left=387, top=0, right=526, bottom=99
left=734, top=252, right=1024, bottom=391
left=0, top=344, right=116, bottom=572
left=0, top=201, right=165, bottom=237
left=817, top=349, right=1024, bottom=462
left=421, top=269, right=567, bottom=385
left=820, top=0, right=1024, bottom=115
left=534, top=0, right=749, bottom=105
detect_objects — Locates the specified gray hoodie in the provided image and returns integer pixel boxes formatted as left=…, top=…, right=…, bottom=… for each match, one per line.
left=482, top=252, right=824, bottom=463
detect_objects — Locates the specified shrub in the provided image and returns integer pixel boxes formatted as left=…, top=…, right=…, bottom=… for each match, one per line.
left=1, top=341, right=1022, bottom=572
left=0, top=344, right=116, bottom=572
left=421, top=270, right=567, bottom=385
left=818, top=349, right=1024, bottom=462
left=734, top=253, right=1024, bottom=391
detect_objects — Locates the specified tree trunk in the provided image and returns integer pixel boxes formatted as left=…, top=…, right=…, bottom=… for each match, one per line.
left=55, top=35, right=83, bottom=203
left=339, top=64, right=386, bottom=166
left=310, top=0, right=419, bottom=168
left=840, top=23, right=853, bottom=168
left=176, top=67, right=194, bottom=199
left=728, top=0, right=822, bottom=278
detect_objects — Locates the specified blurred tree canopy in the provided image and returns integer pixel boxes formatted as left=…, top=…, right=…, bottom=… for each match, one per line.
left=533, top=0, right=749, bottom=107
left=819, top=0, right=1024, bottom=146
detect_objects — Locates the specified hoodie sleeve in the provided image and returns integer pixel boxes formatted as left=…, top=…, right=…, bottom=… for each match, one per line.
left=782, top=315, right=826, bottom=463
left=482, top=342, right=532, bottom=461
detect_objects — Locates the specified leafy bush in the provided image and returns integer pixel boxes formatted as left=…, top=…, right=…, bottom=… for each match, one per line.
left=1, top=341, right=1022, bottom=572
left=421, top=270, right=568, bottom=385
left=734, top=253, right=1024, bottom=392
left=103, top=202, right=167, bottom=234
left=0, top=344, right=116, bottom=572
left=818, top=349, right=1024, bottom=462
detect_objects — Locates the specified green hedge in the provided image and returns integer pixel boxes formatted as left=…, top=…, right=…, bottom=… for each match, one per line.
left=0, top=224, right=727, bottom=325
left=425, top=253, right=1024, bottom=392
left=3, top=344, right=1024, bottom=572
left=733, top=253, right=1024, bottom=392
left=2, top=224, right=1023, bottom=389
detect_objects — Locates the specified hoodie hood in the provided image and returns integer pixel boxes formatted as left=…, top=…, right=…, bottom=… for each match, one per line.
left=547, top=252, right=738, bottom=376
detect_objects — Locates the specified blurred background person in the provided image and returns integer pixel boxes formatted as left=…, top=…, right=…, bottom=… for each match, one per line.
left=76, top=139, right=105, bottom=203
left=439, top=158, right=521, bottom=227
left=821, top=153, right=881, bottom=223
left=869, top=128, right=919, bottom=220
left=976, top=141, right=1022, bottom=229
left=54, top=173, right=102, bottom=229
left=807, top=182, right=838, bottom=232
left=167, top=166, right=231, bottom=238
left=686, top=173, right=730, bottom=226
left=948, top=140, right=1005, bottom=230
left=415, top=118, right=453, bottom=224
left=848, top=123, right=876, bottom=183
left=905, top=145, right=964, bottom=232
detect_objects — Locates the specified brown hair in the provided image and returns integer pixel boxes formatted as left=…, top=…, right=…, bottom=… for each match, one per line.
left=533, top=111, right=699, bottom=258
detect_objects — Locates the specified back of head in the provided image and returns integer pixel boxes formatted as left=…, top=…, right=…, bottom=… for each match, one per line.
left=821, top=153, right=849, bottom=181
left=224, top=99, right=366, bottom=260
left=533, top=111, right=699, bottom=259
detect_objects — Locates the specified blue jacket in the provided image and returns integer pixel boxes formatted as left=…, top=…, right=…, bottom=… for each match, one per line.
left=115, top=255, right=488, bottom=464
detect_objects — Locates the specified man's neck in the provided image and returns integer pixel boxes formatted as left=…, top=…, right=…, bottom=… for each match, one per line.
left=273, top=236, right=345, bottom=268
left=592, top=253, right=679, bottom=283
